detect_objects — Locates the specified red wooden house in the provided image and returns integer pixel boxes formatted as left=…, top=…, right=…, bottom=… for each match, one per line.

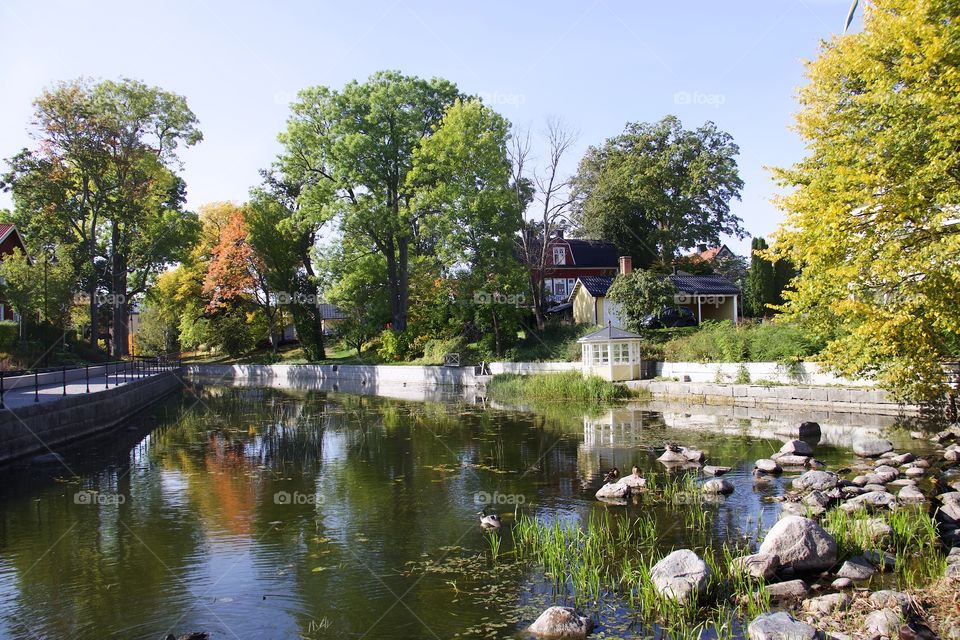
left=530, top=231, right=620, bottom=304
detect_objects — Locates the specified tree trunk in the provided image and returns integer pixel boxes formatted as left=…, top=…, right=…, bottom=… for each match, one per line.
left=384, top=235, right=402, bottom=331
left=397, top=236, right=409, bottom=331
left=110, top=222, right=129, bottom=358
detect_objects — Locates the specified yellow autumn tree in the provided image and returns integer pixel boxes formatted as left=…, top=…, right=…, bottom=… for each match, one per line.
left=770, top=0, right=960, bottom=402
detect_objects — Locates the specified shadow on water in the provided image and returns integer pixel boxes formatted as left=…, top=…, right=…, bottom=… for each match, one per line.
left=0, top=379, right=944, bottom=639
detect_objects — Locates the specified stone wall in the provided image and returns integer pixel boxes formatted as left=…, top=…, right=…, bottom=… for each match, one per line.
left=0, top=372, right=182, bottom=464
left=653, top=361, right=870, bottom=387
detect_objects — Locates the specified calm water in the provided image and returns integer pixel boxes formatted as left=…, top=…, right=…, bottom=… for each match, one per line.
left=0, top=383, right=929, bottom=639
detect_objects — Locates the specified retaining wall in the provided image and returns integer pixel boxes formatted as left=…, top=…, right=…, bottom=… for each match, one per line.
left=653, top=361, right=869, bottom=387
left=0, top=372, right=182, bottom=464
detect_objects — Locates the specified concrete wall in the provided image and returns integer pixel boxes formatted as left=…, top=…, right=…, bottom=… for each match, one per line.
left=487, top=362, right=580, bottom=374
left=654, top=361, right=870, bottom=387
left=185, top=363, right=479, bottom=388
left=0, top=372, right=182, bottom=464
left=628, top=379, right=914, bottom=415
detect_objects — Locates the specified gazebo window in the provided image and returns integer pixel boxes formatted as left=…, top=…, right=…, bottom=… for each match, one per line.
left=592, top=344, right=609, bottom=364
left=612, top=342, right=631, bottom=364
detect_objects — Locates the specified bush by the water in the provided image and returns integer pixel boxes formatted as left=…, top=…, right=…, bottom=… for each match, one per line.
left=662, top=320, right=822, bottom=363
left=487, top=371, right=632, bottom=402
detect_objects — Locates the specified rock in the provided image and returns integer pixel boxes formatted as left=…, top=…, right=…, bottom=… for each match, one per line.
left=802, top=491, right=832, bottom=508
left=680, top=447, right=705, bottom=463
left=863, top=483, right=888, bottom=493
left=865, top=609, right=901, bottom=638
left=765, top=579, right=808, bottom=600
left=758, top=516, right=837, bottom=572
left=703, top=465, right=731, bottom=476
left=793, top=470, right=839, bottom=492
left=905, top=467, right=926, bottom=478
left=889, top=478, right=917, bottom=487
left=869, top=590, right=912, bottom=614
left=945, top=448, right=960, bottom=463
left=853, top=518, right=893, bottom=543
left=835, top=557, right=876, bottom=580
left=798, top=422, right=821, bottom=439
left=781, top=502, right=822, bottom=518
left=890, top=453, right=915, bottom=465
left=650, top=549, right=710, bottom=603
left=802, top=592, right=851, bottom=615
left=776, top=455, right=811, bottom=467
left=755, top=459, right=782, bottom=474
left=898, top=485, right=926, bottom=503
left=730, top=553, right=781, bottom=580
left=658, top=450, right=688, bottom=464
left=619, top=475, right=647, bottom=490
left=840, top=490, right=897, bottom=512
left=912, top=458, right=930, bottom=469
left=747, top=612, right=816, bottom=640
left=852, top=435, right=894, bottom=457
left=863, top=549, right=896, bottom=570
left=780, top=439, right=814, bottom=456
left=702, top=479, right=734, bottom=495
left=527, top=606, right=594, bottom=638
left=831, top=577, right=853, bottom=589
left=595, top=482, right=630, bottom=500
left=874, top=465, right=900, bottom=482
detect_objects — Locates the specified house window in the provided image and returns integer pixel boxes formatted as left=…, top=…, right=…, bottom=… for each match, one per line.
left=554, top=279, right=567, bottom=298
left=552, top=246, right=566, bottom=265
left=591, top=344, right=609, bottom=364
left=612, top=342, right=632, bottom=364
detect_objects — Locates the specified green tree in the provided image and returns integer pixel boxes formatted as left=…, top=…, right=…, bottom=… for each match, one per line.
left=606, top=270, right=677, bottom=333
left=1, top=78, right=201, bottom=355
left=0, top=246, right=76, bottom=331
left=745, top=237, right=776, bottom=318
left=275, top=71, right=461, bottom=332
left=769, top=0, right=960, bottom=402
left=570, top=116, right=745, bottom=267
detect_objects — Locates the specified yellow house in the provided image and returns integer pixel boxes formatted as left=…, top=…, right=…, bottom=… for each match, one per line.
left=570, top=273, right=740, bottom=326
left=578, top=325, right=645, bottom=381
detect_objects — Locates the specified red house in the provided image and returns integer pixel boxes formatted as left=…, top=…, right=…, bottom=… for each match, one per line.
left=0, top=223, right=28, bottom=321
left=530, top=231, right=620, bottom=303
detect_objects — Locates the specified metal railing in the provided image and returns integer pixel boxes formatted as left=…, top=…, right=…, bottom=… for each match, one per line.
left=0, top=354, right=182, bottom=410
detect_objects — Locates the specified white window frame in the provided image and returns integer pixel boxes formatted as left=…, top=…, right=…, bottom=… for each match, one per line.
left=591, top=344, right=609, bottom=364
left=612, top=342, right=631, bottom=364
left=552, top=246, right=566, bottom=265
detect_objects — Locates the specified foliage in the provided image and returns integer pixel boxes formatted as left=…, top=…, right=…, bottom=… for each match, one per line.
left=507, top=321, right=595, bottom=363
left=661, top=321, right=822, bottom=363
left=206, top=309, right=256, bottom=357
left=0, top=322, right=18, bottom=351
left=486, top=371, right=632, bottom=402
left=1, top=77, right=201, bottom=355
left=769, top=0, right=960, bottom=401
left=606, top=271, right=677, bottom=333
left=744, top=237, right=776, bottom=318
left=570, top=115, right=745, bottom=267
left=0, top=245, right=76, bottom=328
left=134, top=304, right=178, bottom=355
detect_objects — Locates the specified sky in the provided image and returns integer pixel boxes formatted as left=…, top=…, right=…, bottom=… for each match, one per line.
left=0, top=0, right=858, bottom=255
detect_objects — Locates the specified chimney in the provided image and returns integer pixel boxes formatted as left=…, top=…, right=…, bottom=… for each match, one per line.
left=619, top=255, right=632, bottom=275
left=555, top=228, right=564, bottom=239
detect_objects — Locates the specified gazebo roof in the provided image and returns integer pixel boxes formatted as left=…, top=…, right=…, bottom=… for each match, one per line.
left=577, top=325, right=643, bottom=343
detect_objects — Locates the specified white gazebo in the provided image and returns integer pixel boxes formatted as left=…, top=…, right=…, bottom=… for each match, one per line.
left=577, top=325, right=645, bottom=381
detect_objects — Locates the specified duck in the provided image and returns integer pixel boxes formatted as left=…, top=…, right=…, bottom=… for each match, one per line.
left=664, top=442, right=682, bottom=453
left=478, top=507, right=501, bottom=530
left=630, top=465, right=641, bottom=478
left=602, top=467, right=620, bottom=484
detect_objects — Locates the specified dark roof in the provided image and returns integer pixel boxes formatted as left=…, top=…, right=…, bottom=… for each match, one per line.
left=669, top=274, right=741, bottom=295
left=318, top=303, right=347, bottom=319
left=546, top=302, right=572, bottom=314
left=571, top=273, right=739, bottom=301
left=563, top=239, right=618, bottom=267
left=575, top=276, right=614, bottom=297
left=578, top=326, right=643, bottom=342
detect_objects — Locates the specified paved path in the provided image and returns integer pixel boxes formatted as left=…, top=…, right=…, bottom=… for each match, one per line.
left=1, top=371, right=174, bottom=410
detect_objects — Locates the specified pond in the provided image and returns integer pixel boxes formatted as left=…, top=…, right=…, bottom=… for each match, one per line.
left=0, top=382, right=937, bottom=639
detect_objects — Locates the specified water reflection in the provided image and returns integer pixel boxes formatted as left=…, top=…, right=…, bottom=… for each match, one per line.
left=0, top=382, right=936, bottom=639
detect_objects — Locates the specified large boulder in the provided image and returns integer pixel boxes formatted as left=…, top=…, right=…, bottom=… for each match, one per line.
left=755, top=459, right=782, bottom=474
left=758, top=515, right=837, bottom=572
left=870, top=590, right=912, bottom=614
left=775, top=455, right=811, bottom=467
left=865, top=609, right=901, bottom=638
left=595, top=482, right=630, bottom=500
left=835, top=557, right=876, bottom=580
left=658, top=450, right=688, bottom=464
left=852, top=435, right=894, bottom=457
left=703, top=465, right=731, bottom=476
left=840, top=490, right=897, bottom=512
left=766, top=579, right=808, bottom=600
left=730, top=553, right=780, bottom=580
left=527, top=606, right=594, bottom=638
left=747, top=612, right=817, bottom=640
left=650, top=549, right=710, bottom=603
left=898, top=485, right=926, bottom=503
left=798, top=422, right=821, bottom=439
left=780, top=439, right=814, bottom=456
left=792, top=470, right=839, bottom=492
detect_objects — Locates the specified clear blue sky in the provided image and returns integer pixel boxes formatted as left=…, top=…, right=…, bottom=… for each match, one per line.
left=0, top=0, right=856, bottom=255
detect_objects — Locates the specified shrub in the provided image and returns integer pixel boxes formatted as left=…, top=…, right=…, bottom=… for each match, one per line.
left=0, top=321, right=18, bottom=351
left=486, top=371, right=632, bottom=402
left=662, top=320, right=821, bottom=363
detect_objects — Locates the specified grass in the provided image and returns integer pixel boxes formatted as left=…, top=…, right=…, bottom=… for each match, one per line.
left=661, top=320, right=823, bottom=364
left=486, top=371, right=637, bottom=403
